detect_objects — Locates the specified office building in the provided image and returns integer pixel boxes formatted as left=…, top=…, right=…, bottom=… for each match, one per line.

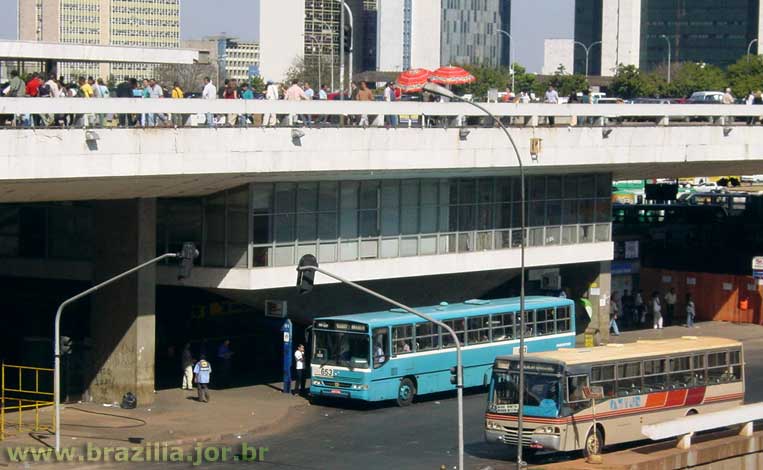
left=184, top=37, right=260, bottom=83
left=377, top=0, right=441, bottom=71
left=441, top=0, right=511, bottom=67
left=18, top=0, right=181, bottom=80
left=575, top=0, right=763, bottom=76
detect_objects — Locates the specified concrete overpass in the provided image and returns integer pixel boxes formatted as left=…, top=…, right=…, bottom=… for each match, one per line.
left=1, top=100, right=760, bottom=405
left=0, top=40, right=199, bottom=64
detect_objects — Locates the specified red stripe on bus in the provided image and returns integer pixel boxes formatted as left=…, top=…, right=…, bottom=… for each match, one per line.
left=645, top=391, right=668, bottom=408
left=666, top=389, right=688, bottom=407
left=685, top=386, right=706, bottom=406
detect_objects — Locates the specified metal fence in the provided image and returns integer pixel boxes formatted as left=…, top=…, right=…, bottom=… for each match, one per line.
left=0, top=363, right=55, bottom=441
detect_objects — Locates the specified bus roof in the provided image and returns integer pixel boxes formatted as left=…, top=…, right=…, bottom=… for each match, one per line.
left=496, top=336, right=741, bottom=366
left=315, top=296, right=573, bottom=327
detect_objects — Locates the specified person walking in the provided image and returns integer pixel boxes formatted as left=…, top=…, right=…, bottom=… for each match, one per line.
left=383, top=81, right=398, bottom=128
left=171, top=81, right=185, bottom=127
left=544, top=85, right=559, bottom=126
left=610, top=292, right=621, bottom=336
left=202, top=77, right=217, bottom=127
left=652, top=291, right=663, bottom=329
left=193, top=355, right=212, bottom=403
left=263, top=81, right=280, bottom=126
left=240, top=82, right=254, bottom=126
left=635, top=289, right=645, bottom=324
left=685, top=293, right=696, bottom=328
left=148, top=79, right=165, bottom=126
left=217, top=339, right=234, bottom=387
left=664, top=287, right=677, bottom=326
left=181, top=343, right=194, bottom=390
left=302, top=81, right=314, bottom=126
left=722, top=88, right=735, bottom=105
left=285, top=79, right=308, bottom=126
left=223, top=78, right=239, bottom=126
left=293, top=344, right=306, bottom=396
left=356, top=81, right=374, bottom=127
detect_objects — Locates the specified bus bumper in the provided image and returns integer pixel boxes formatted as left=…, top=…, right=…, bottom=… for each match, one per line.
left=485, top=429, right=562, bottom=451
left=309, top=384, right=369, bottom=401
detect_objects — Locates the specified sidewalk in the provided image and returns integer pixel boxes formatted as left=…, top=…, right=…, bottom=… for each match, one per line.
left=0, top=383, right=308, bottom=460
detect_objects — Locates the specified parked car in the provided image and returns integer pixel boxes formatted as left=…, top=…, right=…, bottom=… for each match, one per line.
left=687, top=91, right=724, bottom=104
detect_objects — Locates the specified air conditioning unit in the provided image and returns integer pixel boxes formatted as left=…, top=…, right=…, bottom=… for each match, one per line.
left=541, top=273, right=562, bottom=291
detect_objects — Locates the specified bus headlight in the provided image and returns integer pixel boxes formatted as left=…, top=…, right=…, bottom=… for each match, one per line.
left=534, top=426, right=560, bottom=435
left=351, top=384, right=368, bottom=390
left=486, top=421, right=502, bottom=431
left=312, top=380, right=322, bottom=386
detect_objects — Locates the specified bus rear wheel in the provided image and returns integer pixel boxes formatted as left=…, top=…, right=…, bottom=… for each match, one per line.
left=583, top=427, right=603, bottom=458
left=396, top=378, right=416, bottom=407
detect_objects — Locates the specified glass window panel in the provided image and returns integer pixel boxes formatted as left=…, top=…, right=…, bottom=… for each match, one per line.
left=297, top=183, right=318, bottom=212
left=252, top=184, right=273, bottom=211
left=444, top=179, right=458, bottom=205
left=420, top=235, right=437, bottom=255
left=340, top=210, right=358, bottom=238
left=297, top=212, right=317, bottom=241
left=421, top=180, right=439, bottom=205
left=477, top=205, right=493, bottom=230
left=274, top=214, right=295, bottom=242
left=562, top=200, right=578, bottom=225
left=340, top=182, right=359, bottom=210
left=547, top=201, right=562, bottom=225
left=512, top=177, right=523, bottom=201
left=340, top=241, right=358, bottom=261
left=381, top=180, right=400, bottom=208
left=415, top=322, right=440, bottom=351
left=458, top=233, right=473, bottom=252
left=579, top=200, right=595, bottom=224
left=562, top=226, right=577, bottom=244
left=644, top=359, right=666, bottom=375
left=274, top=245, right=294, bottom=266
left=392, top=325, right=413, bottom=355
left=274, top=183, right=296, bottom=213
left=380, top=238, right=399, bottom=258
left=401, top=207, right=419, bottom=234
left=401, top=180, right=419, bottom=207
left=400, top=237, right=418, bottom=256
left=511, top=202, right=523, bottom=228
left=496, top=178, right=512, bottom=202
left=252, top=246, right=271, bottom=267
left=596, top=198, right=611, bottom=223
left=547, top=176, right=562, bottom=199
left=595, top=224, right=610, bottom=242
left=495, top=203, right=511, bottom=229
left=227, top=186, right=249, bottom=209
left=204, top=243, right=225, bottom=267
left=228, top=211, right=248, bottom=244
left=359, top=210, right=379, bottom=237
left=644, top=374, right=668, bottom=391
left=708, top=352, right=727, bottom=367
left=476, top=231, right=493, bottom=251
left=360, top=239, right=378, bottom=258
left=319, top=182, right=338, bottom=211
left=442, top=319, right=465, bottom=348
left=596, top=174, right=612, bottom=197
left=381, top=208, right=400, bottom=236
left=579, top=175, right=595, bottom=198
left=491, top=313, right=514, bottom=341
left=360, top=181, right=379, bottom=209
left=545, top=226, right=561, bottom=246
left=478, top=178, right=494, bottom=203
left=318, top=242, right=337, bottom=263
left=530, top=176, right=546, bottom=200
left=458, top=205, right=475, bottom=231
left=318, top=212, right=338, bottom=240
left=458, top=179, right=476, bottom=204
left=563, top=176, right=578, bottom=198
left=529, top=201, right=545, bottom=227
left=420, top=207, right=438, bottom=233
left=529, top=227, right=544, bottom=247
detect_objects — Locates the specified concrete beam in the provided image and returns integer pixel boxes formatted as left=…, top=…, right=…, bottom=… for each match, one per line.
left=0, top=40, right=198, bottom=64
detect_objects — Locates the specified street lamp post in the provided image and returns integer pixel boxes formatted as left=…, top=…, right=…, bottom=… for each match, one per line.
left=53, top=243, right=199, bottom=452
left=660, top=34, right=672, bottom=83
left=305, top=35, right=322, bottom=95
left=423, top=82, right=527, bottom=469
left=296, top=256, right=465, bottom=470
left=748, top=39, right=759, bottom=63
left=574, top=41, right=602, bottom=79
left=498, top=29, right=516, bottom=94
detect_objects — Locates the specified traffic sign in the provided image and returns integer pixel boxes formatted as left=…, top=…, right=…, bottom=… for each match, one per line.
left=753, top=256, right=763, bottom=271
left=755, top=270, right=763, bottom=280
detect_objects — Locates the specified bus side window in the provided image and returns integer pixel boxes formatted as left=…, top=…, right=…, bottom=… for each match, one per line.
left=556, top=306, right=572, bottom=333
left=392, top=325, right=413, bottom=356
left=692, top=354, right=706, bottom=385
left=644, top=359, right=667, bottom=391
left=490, top=313, right=514, bottom=342
left=567, top=375, right=589, bottom=403
left=372, top=327, right=389, bottom=368
left=729, top=349, right=743, bottom=382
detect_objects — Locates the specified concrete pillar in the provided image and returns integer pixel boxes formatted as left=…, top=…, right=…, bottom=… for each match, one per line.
left=587, top=261, right=612, bottom=343
left=87, top=199, right=157, bottom=405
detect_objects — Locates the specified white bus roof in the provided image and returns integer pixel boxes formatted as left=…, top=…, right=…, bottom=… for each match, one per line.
left=497, top=336, right=742, bottom=367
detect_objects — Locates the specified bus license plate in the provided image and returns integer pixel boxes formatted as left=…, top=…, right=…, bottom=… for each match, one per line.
left=330, top=389, right=342, bottom=394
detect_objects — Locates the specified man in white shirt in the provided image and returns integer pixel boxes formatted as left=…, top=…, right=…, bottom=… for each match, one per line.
left=544, top=85, right=559, bottom=126
left=664, top=287, right=677, bottom=326
left=302, top=82, right=314, bottom=126
left=202, top=77, right=217, bottom=127
left=293, top=344, right=306, bottom=396
left=383, top=82, right=398, bottom=127
left=263, top=81, right=280, bottom=126
left=42, top=73, right=60, bottom=126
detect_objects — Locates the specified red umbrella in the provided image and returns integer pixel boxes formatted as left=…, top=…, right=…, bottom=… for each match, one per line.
left=396, top=68, right=431, bottom=93
left=430, top=65, right=476, bottom=85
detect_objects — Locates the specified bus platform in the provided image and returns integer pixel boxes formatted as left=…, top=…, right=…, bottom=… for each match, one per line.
left=0, top=383, right=308, bottom=463
left=537, top=427, right=763, bottom=469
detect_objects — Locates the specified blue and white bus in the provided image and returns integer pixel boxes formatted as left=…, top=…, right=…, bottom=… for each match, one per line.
left=309, top=296, right=576, bottom=406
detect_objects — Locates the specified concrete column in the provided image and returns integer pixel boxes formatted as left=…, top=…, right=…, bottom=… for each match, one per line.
left=587, top=261, right=612, bottom=344
left=87, top=199, right=157, bottom=405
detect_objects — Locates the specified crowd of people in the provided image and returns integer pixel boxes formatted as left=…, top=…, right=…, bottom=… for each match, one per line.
left=609, top=287, right=696, bottom=336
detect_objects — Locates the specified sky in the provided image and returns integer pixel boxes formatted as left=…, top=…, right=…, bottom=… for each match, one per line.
left=0, top=0, right=573, bottom=73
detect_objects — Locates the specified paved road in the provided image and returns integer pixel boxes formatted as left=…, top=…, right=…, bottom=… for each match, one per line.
left=105, top=322, right=763, bottom=470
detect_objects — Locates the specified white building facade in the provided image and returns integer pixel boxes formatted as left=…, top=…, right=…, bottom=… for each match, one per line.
left=376, top=0, right=441, bottom=71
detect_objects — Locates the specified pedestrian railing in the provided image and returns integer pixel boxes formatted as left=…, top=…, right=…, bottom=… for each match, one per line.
left=641, top=402, right=763, bottom=450
left=0, top=363, right=55, bottom=441
left=2, top=99, right=763, bottom=128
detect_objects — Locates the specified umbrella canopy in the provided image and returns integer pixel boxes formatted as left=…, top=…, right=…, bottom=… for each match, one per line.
left=396, top=68, right=431, bottom=93
left=430, top=66, right=476, bottom=85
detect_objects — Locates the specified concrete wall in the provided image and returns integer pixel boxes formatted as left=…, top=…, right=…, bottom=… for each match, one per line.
left=542, top=39, right=574, bottom=75
left=601, top=0, right=641, bottom=76
left=87, top=199, right=157, bottom=405
left=258, top=0, right=304, bottom=82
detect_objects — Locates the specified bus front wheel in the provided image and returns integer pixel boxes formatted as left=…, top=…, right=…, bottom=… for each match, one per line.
left=396, top=378, right=416, bottom=407
left=583, top=427, right=604, bottom=458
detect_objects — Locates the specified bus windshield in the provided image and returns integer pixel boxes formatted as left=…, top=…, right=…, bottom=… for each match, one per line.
left=313, top=330, right=370, bottom=369
left=489, top=371, right=561, bottom=417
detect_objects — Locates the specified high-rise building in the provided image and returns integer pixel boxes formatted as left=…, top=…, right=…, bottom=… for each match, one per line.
left=18, top=0, right=181, bottom=80
left=574, top=0, right=763, bottom=76
left=440, top=0, right=511, bottom=67
left=376, top=0, right=441, bottom=71
left=183, top=37, right=260, bottom=83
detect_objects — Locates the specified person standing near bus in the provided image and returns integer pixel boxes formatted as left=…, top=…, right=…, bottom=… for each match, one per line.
left=610, top=292, right=621, bottom=336
left=293, top=344, right=306, bottom=396
left=635, top=289, right=645, bottom=324
left=193, top=355, right=212, bottom=403
left=652, top=292, right=663, bottom=329
left=664, top=287, right=677, bottom=326
left=686, top=294, right=696, bottom=328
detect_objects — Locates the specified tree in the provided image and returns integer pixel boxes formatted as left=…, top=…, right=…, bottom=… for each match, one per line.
left=154, top=63, right=217, bottom=93
left=665, top=62, right=726, bottom=98
left=285, top=55, right=338, bottom=89
left=456, top=64, right=512, bottom=99
left=609, top=64, right=665, bottom=99
left=727, top=55, right=763, bottom=97
left=538, top=65, right=589, bottom=97
left=249, top=75, right=266, bottom=94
